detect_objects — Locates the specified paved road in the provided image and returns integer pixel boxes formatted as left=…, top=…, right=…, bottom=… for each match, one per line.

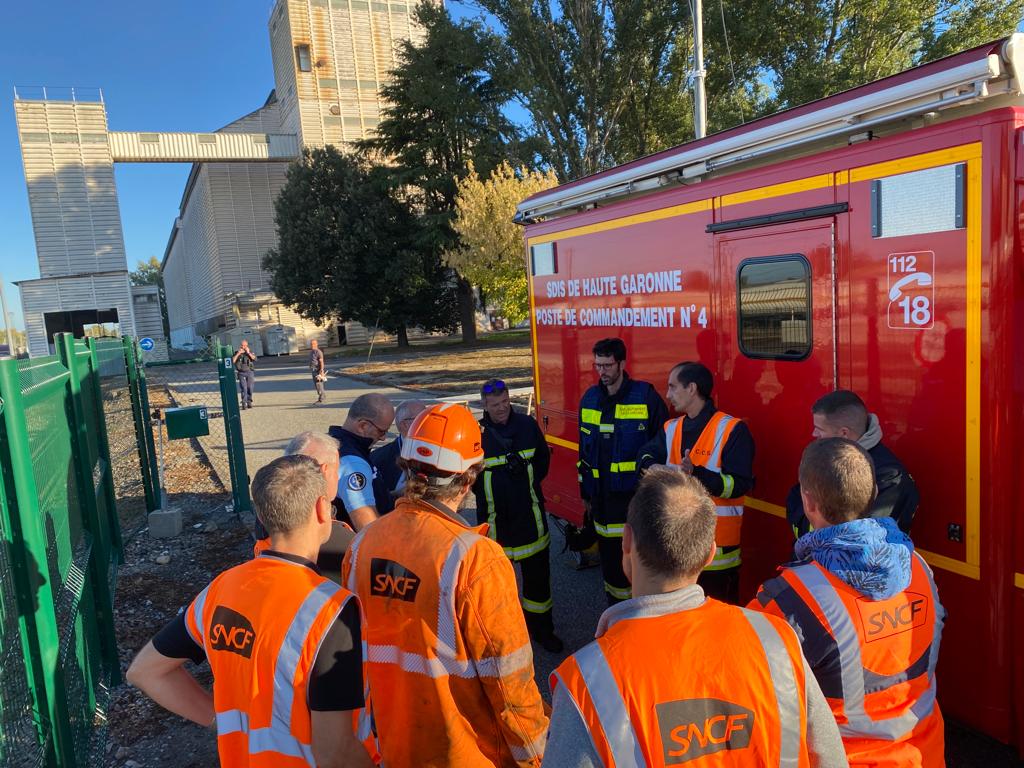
left=232, top=358, right=1023, bottom=763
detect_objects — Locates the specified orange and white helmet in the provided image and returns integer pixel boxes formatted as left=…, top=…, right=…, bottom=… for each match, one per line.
left=400, top=403, right=483, bottom=477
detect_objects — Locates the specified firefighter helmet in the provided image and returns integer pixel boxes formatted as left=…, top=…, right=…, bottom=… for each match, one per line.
left=400, top=403, right=483, bottom=475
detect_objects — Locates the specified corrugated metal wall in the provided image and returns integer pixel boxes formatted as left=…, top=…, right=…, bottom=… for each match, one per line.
left=130, top=286, right=169, bottom=362
left=107, top=131, right=299, bottom=162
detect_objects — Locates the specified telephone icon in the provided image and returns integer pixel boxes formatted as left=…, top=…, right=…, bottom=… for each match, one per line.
left=888, top=272, right=932, bottom=302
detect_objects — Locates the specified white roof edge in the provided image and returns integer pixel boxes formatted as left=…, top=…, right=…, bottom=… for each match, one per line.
left=518, top=36, right=1023, bottom=223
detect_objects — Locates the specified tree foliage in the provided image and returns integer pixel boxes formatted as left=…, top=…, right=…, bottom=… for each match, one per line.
left=449, top=162, right=559, bottom=324
left=129, top=256, right=162, bottom=286
left=360, top=3, right=521, bottom=341
left=262, top=147, right=457, bottom=347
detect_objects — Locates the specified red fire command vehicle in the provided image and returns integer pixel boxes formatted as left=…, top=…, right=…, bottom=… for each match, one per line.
left=519, top=35, right=1024, bottom=750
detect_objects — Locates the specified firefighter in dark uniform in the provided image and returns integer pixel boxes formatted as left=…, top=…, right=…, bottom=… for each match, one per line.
left=473, top=379, right=563, bottom=652
left=638, top=361, right=755, bottom=604
left=327, top=393, right=395, bottom=531
left=578, top=338, right=669, bottom=605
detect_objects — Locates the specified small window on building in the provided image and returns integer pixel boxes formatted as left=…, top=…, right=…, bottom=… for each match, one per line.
left=870, top=163, right=966, bottom=238
left=530, top=242, right=557, bottom=277
left=197, top=134, right=217, bottom=144
left=295, top=44, right=312, bottom=72
left=737, top=256, right=811, bottom=360
left=139, top=133, right=160, bottom=143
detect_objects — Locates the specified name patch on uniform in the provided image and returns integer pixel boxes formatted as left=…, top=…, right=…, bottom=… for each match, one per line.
left=370, top=558, right=421, bottom=601
left=656, top=698, right=754, bottom=764
left=209, top=606, right=256, bottom=658
left=347, top=472, right=367, bottom=491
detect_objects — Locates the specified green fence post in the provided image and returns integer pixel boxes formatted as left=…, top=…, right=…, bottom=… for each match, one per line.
left=217, top=342, right=251, bottom=513
left=0, top=357, right=77, bottom=768
left=122, top=336, right=160, bottom=513
left=57, top=335, right=121, bottom=688
left=87, top=337, right=125, bottom=563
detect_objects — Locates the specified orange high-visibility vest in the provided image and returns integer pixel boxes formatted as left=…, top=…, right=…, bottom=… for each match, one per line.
left=552, top=598, right=812, bottom=767
left=666, top=410, right=745, bottom=570
left=342, top=497, right=548, bottom=768
left=184, top=554, right=358, bottom=767
left=762, top=553, right=945, bottom=767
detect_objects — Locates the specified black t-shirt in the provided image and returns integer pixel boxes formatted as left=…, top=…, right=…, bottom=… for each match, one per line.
left=152, top=552, right=364, bottom=712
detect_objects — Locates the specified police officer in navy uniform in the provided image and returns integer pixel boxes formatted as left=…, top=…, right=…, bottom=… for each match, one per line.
left=328, top=393, right=395, bottom=531
left=472, top=379, right=563, bottom=652
left=578, top=338, right=669, bottom=604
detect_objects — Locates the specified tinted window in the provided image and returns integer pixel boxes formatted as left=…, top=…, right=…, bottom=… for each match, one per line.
left=737, top=257, right=811, bottom=359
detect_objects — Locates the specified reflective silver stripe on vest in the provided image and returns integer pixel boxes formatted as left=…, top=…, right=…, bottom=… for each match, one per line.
left=788, top=560, right=939, bottom=740
left=740, top=609, right=801, bottom=768
left=364, top=641, right=532, bottom=679
left=188, top=584, right=211, bottom=646
left=216, top=709, right=317, bottom=764
left=273, top=582, right=346, bottom=735
left=706, top=415, right=734, bottom=472
left=346, top=531, right=363, bottom=595
left=437, top=532, right=479, bottom=659
left=573, top=641, right=647, bottom=768
left=663, top=418, right=681, bottom=468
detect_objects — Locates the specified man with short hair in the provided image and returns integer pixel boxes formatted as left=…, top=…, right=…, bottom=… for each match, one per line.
left=127, top=455, right=373, bottom=768
left=752, top=439, right=945, bottom=766
left=786, top=390, right=919, bottom=537
left=638, top=361, right=755, bottom=604
left=343, top=404, right=548, bottom=766
left=328, top=393, right=395, bottom=530
left=545, top=468, right=846, bottom=767
left=310, top=339, right=327, bottom=404
left=578, top=337, right=669, bottom=604
left=473, top=379, right=562, bottom=652
left=370, top=399, right=427, bottom=512
left=252, top=431, right=355, bottom=572
left=231, top=339, right=256, bottom=410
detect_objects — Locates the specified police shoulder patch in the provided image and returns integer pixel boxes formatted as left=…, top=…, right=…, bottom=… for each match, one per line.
left=347, top=472, right=367, bottom=491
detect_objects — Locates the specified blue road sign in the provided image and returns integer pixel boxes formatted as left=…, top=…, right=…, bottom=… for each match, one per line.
left=139, top=337, right=155, bottom=351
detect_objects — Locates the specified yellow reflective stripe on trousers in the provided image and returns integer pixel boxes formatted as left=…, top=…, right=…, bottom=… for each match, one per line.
left=739, top=609, right=802, bottom=767
left=595, top=521, right=625, bottom=537
left=522, top=595, right=554, bottom=614
left=614, top=403, right=649, bottom=420
left=581, top=408, right=603, bottom=426
left=704, top=546, right=741, bottom=571
left=504, top=533, right=550, bottom=561
left=609, top=461, right=637, bottom=473
left=573, top=641, right=645, bottom=767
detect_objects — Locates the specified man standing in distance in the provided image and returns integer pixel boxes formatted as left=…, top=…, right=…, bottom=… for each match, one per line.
left=545, top=468, right=845, bottom=767
left=343, top=404, right=548, bottom=766
left=231, top=339, right=256, bottom=410
left=751, top=439, right=944, bottom=766
left=310, top=339, right=327, bottom=404
left=473, top=379, right=562, bottom=652
left=127, top=455, right=373, bottom=768
left=370, top=399, right=427, bottom=514
left=638, top=361, right=754, bottom=604
left=786, top=390, right=919, bottom=538
left=328, top=393, right=395, bottom=530
left=578, top=337, right=669, bottom=604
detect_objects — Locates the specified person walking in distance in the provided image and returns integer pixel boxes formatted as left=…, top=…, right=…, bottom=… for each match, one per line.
left=127, top=455, right=373, bottom=768
left=751, top=438, right=945, bottom=766
left=232, top=340, right=256, bottom=410
left=473, top=378, right=563, bottom=653
left=578, top=337, right=669, bottom=604
left=343, top=404, right=548, bottom=767
left=545, top=468, right=846, bottom=767
left=310, top=339, right=327, bottom=404
left=638, top=361, right=755, bottom=604
left=786, top=390, right=919, bottom=538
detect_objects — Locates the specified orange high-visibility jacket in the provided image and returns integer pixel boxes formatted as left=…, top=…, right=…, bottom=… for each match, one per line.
left=184, top=554, right=358, bottom=767
left=751, top=552, right=945, bottom=767
left=666, top=410, right=746, bottom=570
left=342, top=496, right=548, bottom=767
left=551, top=596, right=813, bottom=767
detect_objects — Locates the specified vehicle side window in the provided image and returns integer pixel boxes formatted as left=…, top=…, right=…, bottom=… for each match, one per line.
left=530, top=242, right=557, bottom=276
left=870, top=162, right=965, bottom=238
left=737, top=256, right=811, bottom=360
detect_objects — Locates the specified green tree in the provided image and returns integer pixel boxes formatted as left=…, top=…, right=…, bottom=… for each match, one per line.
left=129, top=256, right=171, bottom=341
left=359, top=3, right=521, bottom=343
left=449, top=162, right=559, bottom=324
left=263, top=147, right=457, bottom=348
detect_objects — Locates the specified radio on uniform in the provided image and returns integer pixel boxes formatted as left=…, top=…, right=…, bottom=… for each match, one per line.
left=165, top=406, right=210, bottom=439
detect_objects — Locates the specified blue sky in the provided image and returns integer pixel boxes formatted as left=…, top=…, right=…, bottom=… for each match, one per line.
left=0, top=0, right=478, bottom=329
